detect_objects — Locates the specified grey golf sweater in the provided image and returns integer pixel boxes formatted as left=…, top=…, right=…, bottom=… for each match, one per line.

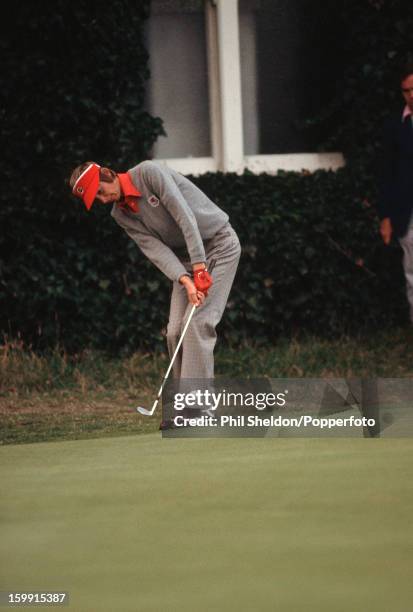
left=111, top=161, right=229, bottom=282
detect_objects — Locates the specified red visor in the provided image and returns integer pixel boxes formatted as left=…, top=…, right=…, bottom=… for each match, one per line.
left=72, top=163, right=101, bottom=210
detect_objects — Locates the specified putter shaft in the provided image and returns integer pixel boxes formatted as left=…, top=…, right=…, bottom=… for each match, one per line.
left=137, top=304, right=197, bottom=416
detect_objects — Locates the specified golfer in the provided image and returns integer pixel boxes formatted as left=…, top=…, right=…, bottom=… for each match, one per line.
left=69, top=160, right=241, bottom=382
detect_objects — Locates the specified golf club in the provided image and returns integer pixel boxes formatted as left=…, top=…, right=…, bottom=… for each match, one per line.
left=136, top=259, right=216, bottom=416
left=136, top=303, right=197, bottom=416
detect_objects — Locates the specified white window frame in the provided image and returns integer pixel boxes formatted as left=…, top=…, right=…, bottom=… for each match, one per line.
left=154, top=0, right=345, bottom=175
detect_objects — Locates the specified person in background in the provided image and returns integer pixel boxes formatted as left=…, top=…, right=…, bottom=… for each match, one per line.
left=378, top=62, right=413, bottom=323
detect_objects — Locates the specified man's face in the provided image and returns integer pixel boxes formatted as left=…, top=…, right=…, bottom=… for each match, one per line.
left=401, top=73, right=413, bottom=112
left=95, top=176, right=122, bottom=205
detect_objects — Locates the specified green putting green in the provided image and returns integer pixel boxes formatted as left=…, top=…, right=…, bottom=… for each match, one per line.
left=1, top=435, right=412, bottom=611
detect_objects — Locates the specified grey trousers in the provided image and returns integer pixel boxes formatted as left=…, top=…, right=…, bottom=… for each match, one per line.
left=399, top=223, right=413, bottom=323
left=166, top=223, right=241, bottom=379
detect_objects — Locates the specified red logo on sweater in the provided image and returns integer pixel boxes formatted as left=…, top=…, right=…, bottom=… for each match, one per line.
left=148, top=195, right=160, bottom=208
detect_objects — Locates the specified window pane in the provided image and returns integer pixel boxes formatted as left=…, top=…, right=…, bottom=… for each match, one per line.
left=146, top=1, right=211, bottom=158
left=239, top=0, right=341, bottom=154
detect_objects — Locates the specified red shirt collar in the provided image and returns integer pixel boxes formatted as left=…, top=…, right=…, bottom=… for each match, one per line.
left=117, top=172, right=141, bottom=213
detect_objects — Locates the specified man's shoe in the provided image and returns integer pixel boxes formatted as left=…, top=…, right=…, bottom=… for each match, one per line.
left=159, top=419, right=175, bottom=431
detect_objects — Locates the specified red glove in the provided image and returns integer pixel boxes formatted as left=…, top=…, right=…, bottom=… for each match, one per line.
left=193, top=269, right=213, bottom=296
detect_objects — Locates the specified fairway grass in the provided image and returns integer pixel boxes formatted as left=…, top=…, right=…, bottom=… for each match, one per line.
left=1, top=435, right=412, bottom=611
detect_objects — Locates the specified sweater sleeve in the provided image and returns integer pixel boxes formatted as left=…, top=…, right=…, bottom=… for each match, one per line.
left=139, top=161, right=206, bottom=265
left=117, top=218, right=189, bottom=283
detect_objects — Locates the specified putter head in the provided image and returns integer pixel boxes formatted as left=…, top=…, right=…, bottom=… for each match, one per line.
left=136, top=406, right=153, bottom=416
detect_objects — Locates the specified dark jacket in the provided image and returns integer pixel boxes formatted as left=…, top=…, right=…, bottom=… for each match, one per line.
left=377, top=110, right=413, bottom=238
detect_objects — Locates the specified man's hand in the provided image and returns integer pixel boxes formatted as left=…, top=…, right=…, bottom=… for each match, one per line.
left=380, top=217, right=392, bottom=245
left=179, top=275, right=206, bottom=306
left=193, top=264, right=213, bottom=296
